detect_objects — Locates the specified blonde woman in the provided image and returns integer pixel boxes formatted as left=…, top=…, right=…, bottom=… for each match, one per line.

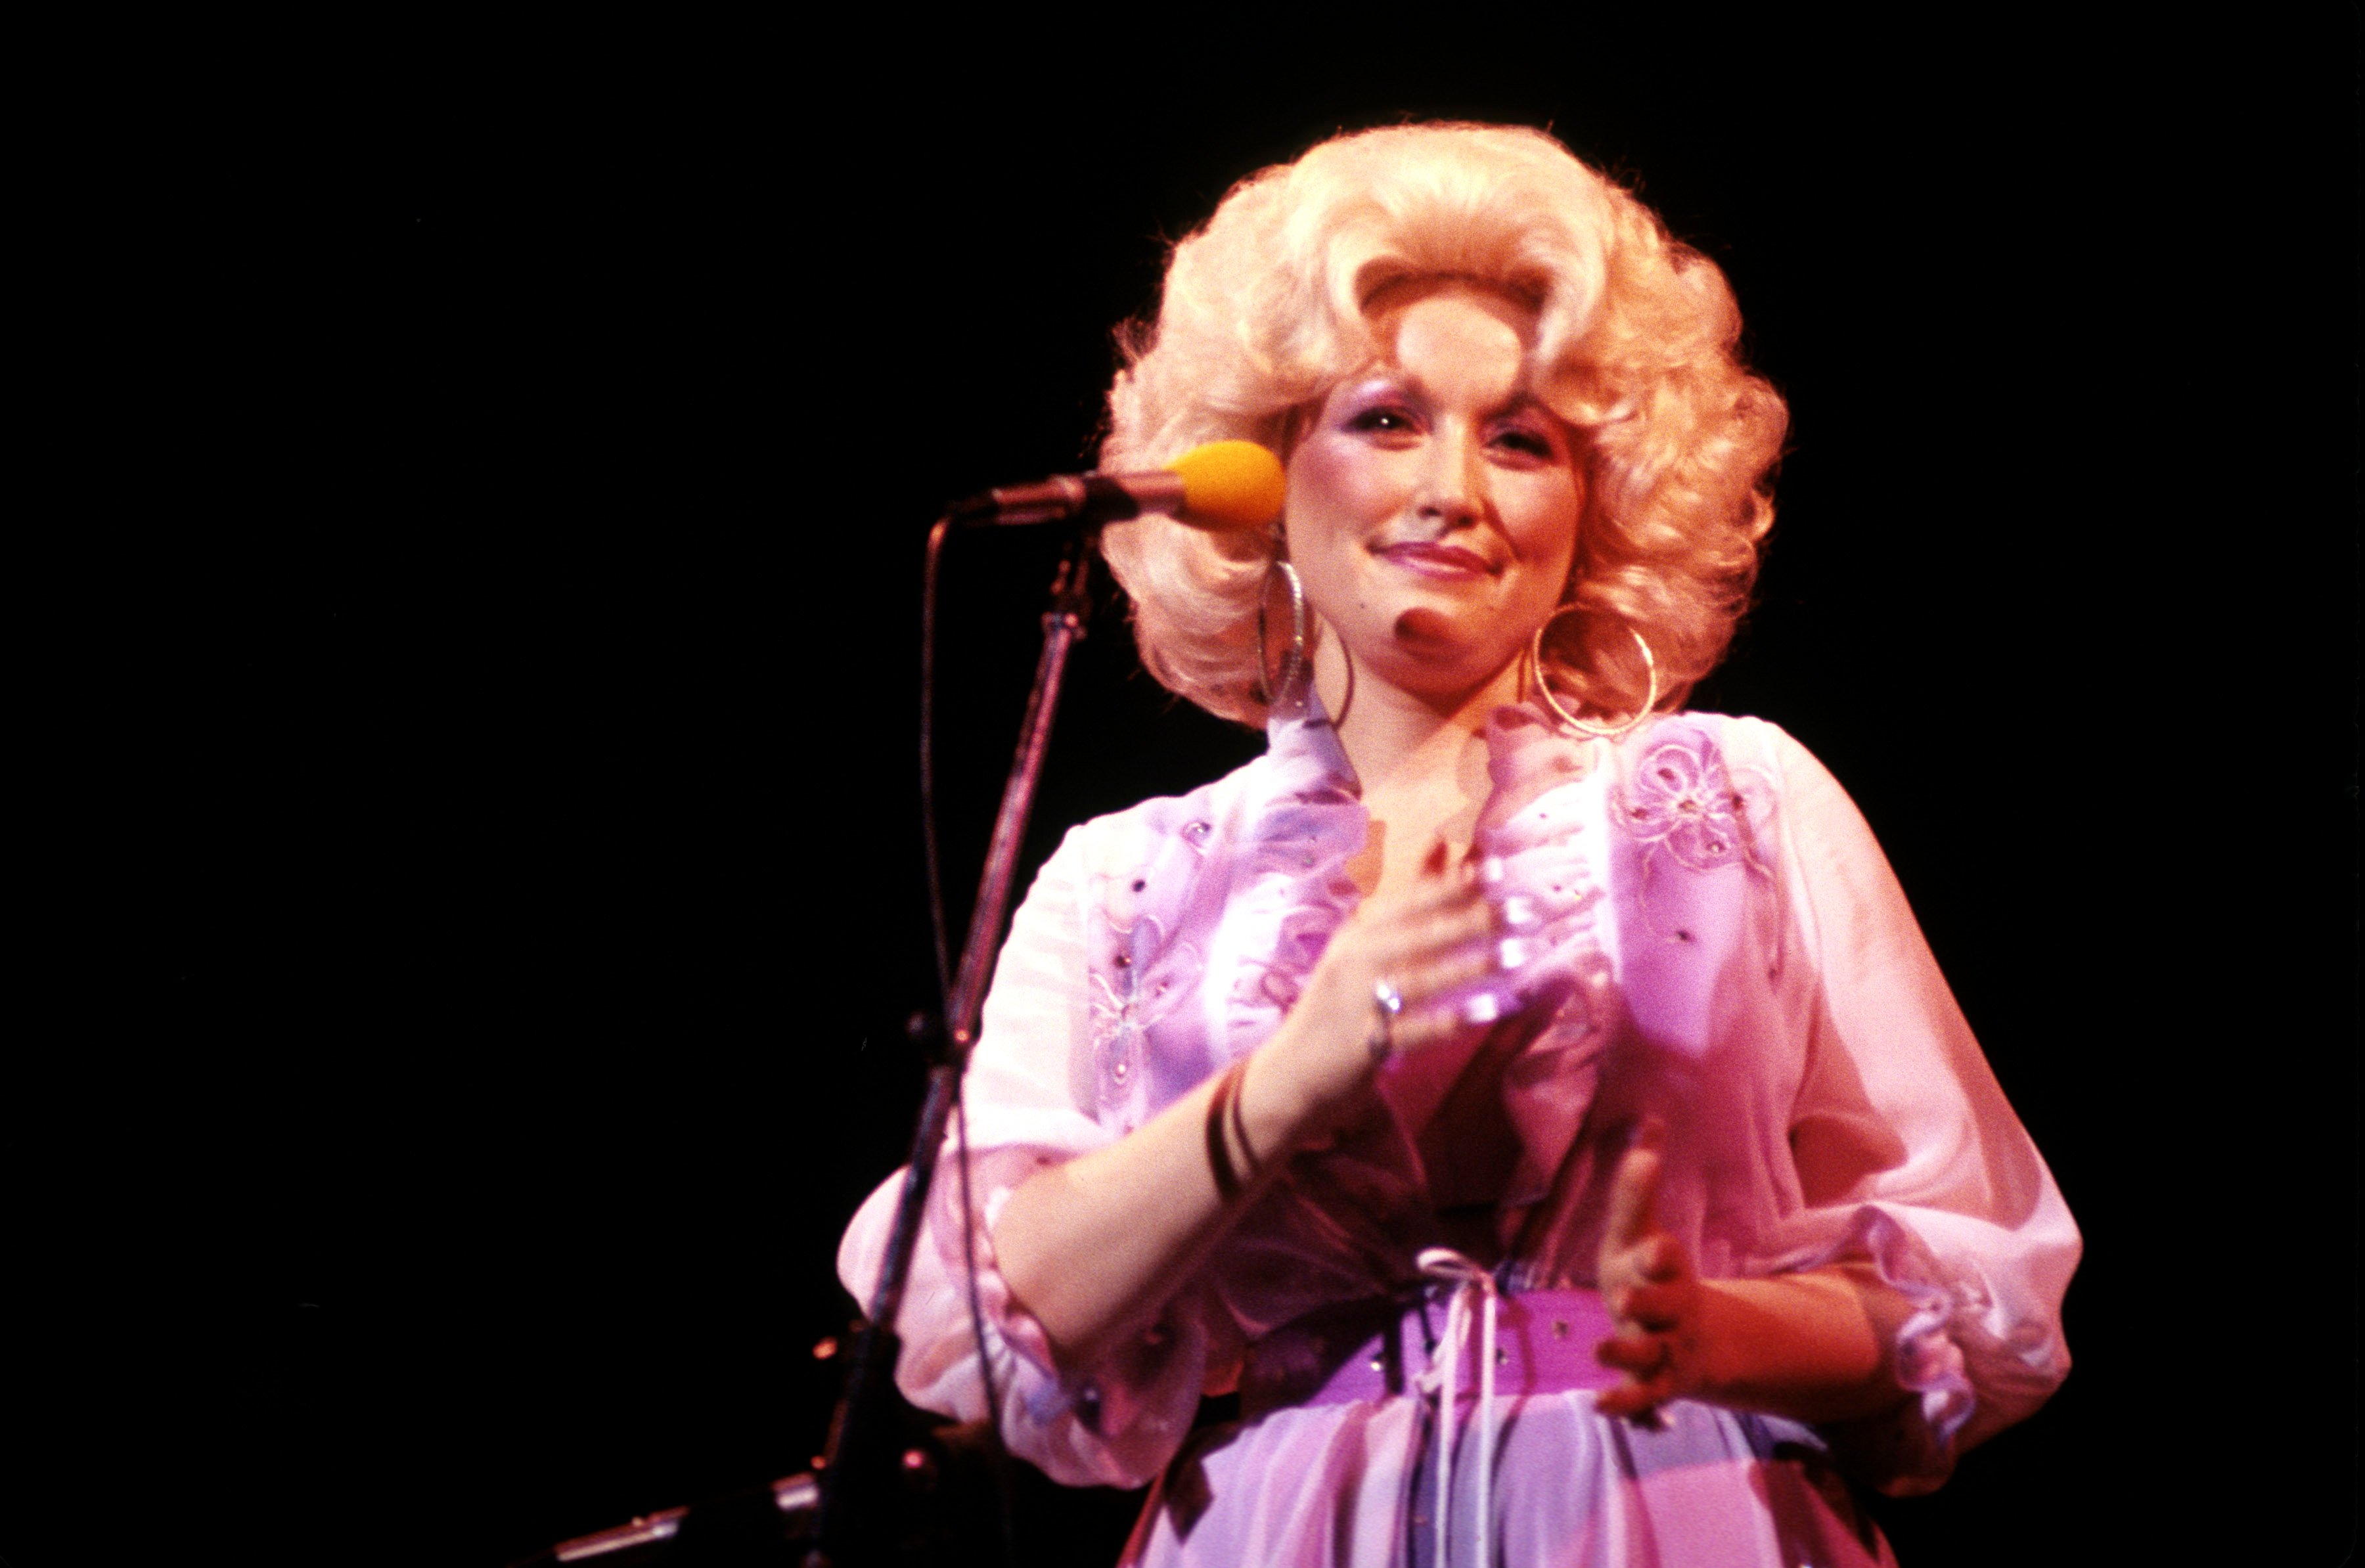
left=843, top=123, right=2077, bottom=1567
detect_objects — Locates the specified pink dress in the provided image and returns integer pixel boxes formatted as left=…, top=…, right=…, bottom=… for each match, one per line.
left=840, top=702, right=2078, bottom=1566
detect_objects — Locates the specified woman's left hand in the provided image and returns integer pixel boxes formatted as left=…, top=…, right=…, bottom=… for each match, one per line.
left=1593, top=1116, right=1916, bottom=1426
left=1593, top=1117, right=1701, bottom=1420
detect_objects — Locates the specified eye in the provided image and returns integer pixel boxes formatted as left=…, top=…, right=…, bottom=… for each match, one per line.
left=1489, top=421, right=1565, bottom=461
left=1346, top=404, right=1417, bottom=435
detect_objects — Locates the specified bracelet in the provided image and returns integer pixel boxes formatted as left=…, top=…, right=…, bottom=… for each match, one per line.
left=1229, top=1063, right=1261, bottom=1179
left=1204, top=1058, right=1256, bottom=1202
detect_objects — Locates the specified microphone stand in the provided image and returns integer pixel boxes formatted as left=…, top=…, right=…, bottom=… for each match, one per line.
left=804, top=525, right=1096, bottom=1567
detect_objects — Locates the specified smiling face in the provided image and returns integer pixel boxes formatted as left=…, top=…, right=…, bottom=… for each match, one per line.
left=1285, top=280, right=1583, bottom=709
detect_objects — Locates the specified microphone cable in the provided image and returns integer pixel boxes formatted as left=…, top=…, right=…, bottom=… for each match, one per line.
left=918, top=511, right=1018, bottom=1568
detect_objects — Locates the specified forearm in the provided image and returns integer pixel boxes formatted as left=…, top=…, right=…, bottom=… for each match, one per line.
left=991, top=1039, right=1334, bottom=1372
left=1692, top=1265, right=1916, bottom=1424
left=993, top=861, right=1495, bottom=1372
left=993, top=1069, right=1247, bottom=1370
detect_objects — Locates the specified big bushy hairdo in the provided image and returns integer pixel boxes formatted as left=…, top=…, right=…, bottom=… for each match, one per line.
left=1098, top=122, right=1786, bottom=727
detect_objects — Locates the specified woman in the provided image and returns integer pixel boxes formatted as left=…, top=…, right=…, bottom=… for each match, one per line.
left=842, top=123, right=2077, bottom=1566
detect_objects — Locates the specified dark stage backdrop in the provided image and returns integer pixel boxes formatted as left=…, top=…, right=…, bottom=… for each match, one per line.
left=43, top=18, right=2353, bottom=1568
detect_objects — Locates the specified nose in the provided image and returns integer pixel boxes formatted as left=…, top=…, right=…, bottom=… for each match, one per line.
left=1413, top=423, right=1484, bottom=530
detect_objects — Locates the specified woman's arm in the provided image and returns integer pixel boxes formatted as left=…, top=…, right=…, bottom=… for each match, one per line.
left=992, top=855, right=1500, bottom=1372
left=1593, top=1121, right=1916, bottom=1425
left=1752, top=721, right=2075, bottom=1475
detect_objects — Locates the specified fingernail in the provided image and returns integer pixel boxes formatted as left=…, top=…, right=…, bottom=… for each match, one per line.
left=1495, top=893, right=1539, bottom=930
left=1460, top=991, right=1503, bottom=1025
left=1497, top=936, right=1536, bottom=971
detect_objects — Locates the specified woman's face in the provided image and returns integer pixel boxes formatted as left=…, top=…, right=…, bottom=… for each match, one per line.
left=1286, top=280, right=1582, bottom=707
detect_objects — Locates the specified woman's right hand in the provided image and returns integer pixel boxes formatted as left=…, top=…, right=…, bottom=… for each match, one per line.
left=997, top=845, right=1501, bottom=1370
left=1242, top=847, right=1503, bottom=1146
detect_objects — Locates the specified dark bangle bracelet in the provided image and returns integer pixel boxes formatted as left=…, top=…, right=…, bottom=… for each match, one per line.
left=1228, top=1063, right=1261, bottom=1176
left=1205, top=1058, right=1252, bottom=1202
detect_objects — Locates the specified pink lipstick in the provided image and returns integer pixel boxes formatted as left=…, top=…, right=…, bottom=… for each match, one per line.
left=1377, top=541, right=1495, bottom=579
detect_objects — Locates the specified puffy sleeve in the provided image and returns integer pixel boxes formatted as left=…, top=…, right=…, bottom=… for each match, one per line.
left=1761, top=723, right=2080, bottom=1494
left=834, top=821, right=1215, bottom=1487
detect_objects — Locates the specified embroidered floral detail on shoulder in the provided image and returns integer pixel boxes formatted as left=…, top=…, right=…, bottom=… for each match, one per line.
left=1086, top=899, right=1207, bottom=1127
left=1613, top=730, right=1774, bottom=878
left=1073, top=795, right=1227, bottom=1130
left=1610, top=728, right=1774, bottom=950
left=1087, top=918, right=1200, bottom=1043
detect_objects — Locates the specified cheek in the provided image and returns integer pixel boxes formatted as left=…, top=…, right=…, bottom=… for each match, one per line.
left=1510, top=480, right=1581, bottom=573
left=1287, top=436, right=1403, bottom=532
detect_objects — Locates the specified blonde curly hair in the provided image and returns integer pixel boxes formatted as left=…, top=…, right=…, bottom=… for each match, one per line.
left=1098, top=122, right=1787, bottom=727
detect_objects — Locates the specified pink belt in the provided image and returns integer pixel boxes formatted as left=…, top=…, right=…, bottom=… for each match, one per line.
left=1241, top=1276, right=1621, bottom=1414
left=1240, top=1255, right=1624, bottom=1568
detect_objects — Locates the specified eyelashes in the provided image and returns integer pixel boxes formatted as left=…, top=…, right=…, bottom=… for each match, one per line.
left=1346, top=404, right=1413, bottom=433
left=1339, top=399, right=1563, bottom=459
left=1492, top=428, right=1557, bottom=458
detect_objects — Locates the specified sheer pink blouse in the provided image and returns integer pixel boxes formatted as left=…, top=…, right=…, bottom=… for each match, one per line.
left=841, top=704, right=2077, bottom=1529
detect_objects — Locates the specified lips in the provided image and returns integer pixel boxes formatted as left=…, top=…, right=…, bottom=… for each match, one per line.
left=1376, top=541, right=1496, bottom=579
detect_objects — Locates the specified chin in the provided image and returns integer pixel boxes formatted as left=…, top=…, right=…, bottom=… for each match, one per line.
left=1395, top=608, right=1519, bottom=660
left=1372, top=640, right=1520, bottom=706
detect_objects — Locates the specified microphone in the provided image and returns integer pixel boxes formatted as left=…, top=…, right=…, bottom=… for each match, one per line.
left=951, top=440, right=1284, bottom=531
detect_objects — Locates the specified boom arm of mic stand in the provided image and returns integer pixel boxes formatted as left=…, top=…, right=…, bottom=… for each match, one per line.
left=807, top=528, right=1095, bottom=1567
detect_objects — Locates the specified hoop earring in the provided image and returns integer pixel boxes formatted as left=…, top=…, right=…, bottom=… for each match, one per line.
left=1529, top=608, right=1659, bottom=742
left=1255, top=558, right=1311, bottom=715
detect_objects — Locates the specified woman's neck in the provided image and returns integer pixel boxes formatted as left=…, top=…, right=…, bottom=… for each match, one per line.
left=1320, top=642, right=1520, bottom=788
left=1317, top=643, right=1522, bottom=892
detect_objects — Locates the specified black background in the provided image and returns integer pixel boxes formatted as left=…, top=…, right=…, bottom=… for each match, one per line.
left=20, top=15, right=2354, bottom=1568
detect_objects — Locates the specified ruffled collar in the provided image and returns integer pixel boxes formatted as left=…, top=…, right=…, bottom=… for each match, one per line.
left=1242, top=693, right=1623, bottom=1226
left=1261, top=691, right=1610, bottom=824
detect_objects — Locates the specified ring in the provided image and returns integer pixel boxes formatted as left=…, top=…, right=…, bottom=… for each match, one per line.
left=1368, top=978, right=1404, bottom=1062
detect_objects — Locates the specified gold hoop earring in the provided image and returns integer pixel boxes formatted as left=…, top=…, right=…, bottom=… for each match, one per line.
left=1255, top=559, right=1311, bottom=715
left=1529, top=608, right=1659, bottom=741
